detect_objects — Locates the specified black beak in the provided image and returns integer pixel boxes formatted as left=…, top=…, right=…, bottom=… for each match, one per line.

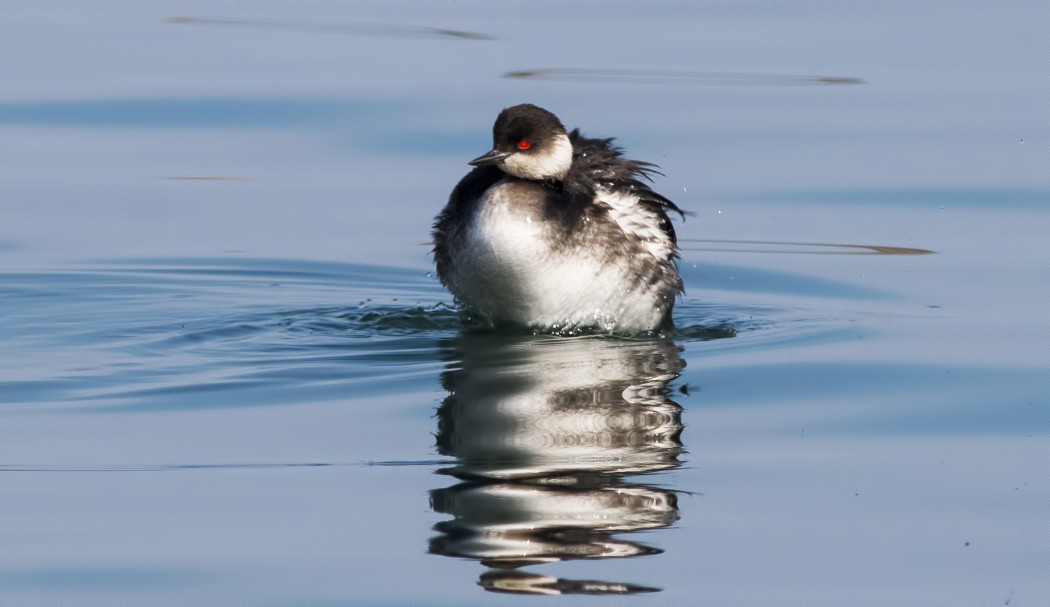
left=468, top=149, right=511, bottom=167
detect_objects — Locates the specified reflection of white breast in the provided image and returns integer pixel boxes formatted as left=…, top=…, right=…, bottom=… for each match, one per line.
left=438, top=335, right=683, bottom=479
left=446, top=181, right=669, bottom=333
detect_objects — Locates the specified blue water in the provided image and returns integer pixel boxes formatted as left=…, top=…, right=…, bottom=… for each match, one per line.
left=2, top=2, right=1046, bottom=605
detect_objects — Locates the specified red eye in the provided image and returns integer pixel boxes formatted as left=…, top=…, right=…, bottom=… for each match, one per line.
left=517, top=140, right=531, bottom=150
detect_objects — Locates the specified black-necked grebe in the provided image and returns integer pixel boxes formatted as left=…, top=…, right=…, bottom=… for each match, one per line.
left=432, top=104, right=684, bottom=333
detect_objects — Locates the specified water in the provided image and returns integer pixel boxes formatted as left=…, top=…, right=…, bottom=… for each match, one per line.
left=2, top=2, right=1046, bottom=604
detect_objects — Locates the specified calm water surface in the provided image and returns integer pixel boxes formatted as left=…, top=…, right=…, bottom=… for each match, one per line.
left=1, top=3, right=1046, bottom=605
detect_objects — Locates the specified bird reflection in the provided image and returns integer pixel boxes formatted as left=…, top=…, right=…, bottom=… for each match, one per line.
left=429, top=332, right=685, bottom=595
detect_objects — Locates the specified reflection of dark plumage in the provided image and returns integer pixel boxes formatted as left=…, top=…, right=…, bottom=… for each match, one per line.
left=433, top=104, right=685, bottom=334
left=477, top=570, right=660, bottom=596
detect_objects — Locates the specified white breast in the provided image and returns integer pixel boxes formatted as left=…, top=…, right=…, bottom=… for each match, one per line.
left=445, top=182, right=670, bottom=333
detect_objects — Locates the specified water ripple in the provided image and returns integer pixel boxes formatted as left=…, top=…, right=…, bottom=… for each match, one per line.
left=0, top=257, right=866, bottom=409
